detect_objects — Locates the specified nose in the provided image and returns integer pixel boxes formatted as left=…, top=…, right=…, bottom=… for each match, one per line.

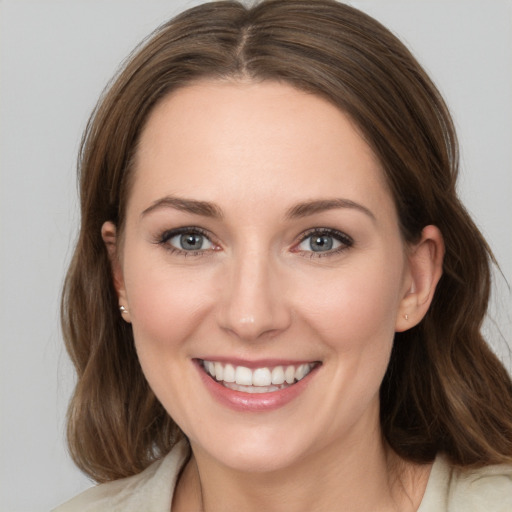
left=216, top=250, right=292, bottom=341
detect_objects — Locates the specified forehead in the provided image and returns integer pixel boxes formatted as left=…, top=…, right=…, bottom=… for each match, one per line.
left=130, top=79, right=395, bottom=219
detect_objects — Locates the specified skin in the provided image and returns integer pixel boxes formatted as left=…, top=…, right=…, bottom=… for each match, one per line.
left=102, top=80, right=444, bottom=511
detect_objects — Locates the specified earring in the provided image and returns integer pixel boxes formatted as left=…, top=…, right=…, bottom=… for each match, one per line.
left=404, top=314, right=409, bottom=320
left=119, top=305, right=128, bottom=314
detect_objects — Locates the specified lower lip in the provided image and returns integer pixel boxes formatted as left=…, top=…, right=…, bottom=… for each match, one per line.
left=194, top=360, right=319, bottom=412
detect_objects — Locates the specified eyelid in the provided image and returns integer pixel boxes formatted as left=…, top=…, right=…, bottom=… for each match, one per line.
left=156, top=226, right=220, bottom=255
left=154, top=226, right=353, bottom=257
left=158, top=226, right=210, bottom=242
left=293, top=227, right=354, bottom=256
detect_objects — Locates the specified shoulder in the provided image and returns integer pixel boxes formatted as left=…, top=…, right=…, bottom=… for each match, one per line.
left=419, top=454, right=512, bottom=512
left=448, top=461, right=512, bottom=511
left=52, top=441, right=189, bottom=512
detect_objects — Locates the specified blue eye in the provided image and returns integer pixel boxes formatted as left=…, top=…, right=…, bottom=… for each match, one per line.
left=297, top=229, right=352, bottom=254
left=159, top=228, right=214, bottom=253
left=170, top=232, right=213, bottom=251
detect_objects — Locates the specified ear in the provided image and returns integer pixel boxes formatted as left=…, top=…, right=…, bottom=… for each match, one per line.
left=395, top=225, right=444, bottom=332
left=101, top=221, right=131, bottom=323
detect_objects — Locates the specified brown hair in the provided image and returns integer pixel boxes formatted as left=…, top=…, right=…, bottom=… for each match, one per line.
left=62, top=0, right=512, bottom=482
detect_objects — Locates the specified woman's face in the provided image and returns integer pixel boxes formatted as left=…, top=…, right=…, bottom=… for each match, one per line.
left=109, top=80, right=418, bottom=472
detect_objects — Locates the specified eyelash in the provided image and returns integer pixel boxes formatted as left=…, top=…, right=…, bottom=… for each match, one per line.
left=294, top=228, right=354, bottom=258
left=156, top=226, right=217, bottom=257
left=155, top=227, right=354, bottom=258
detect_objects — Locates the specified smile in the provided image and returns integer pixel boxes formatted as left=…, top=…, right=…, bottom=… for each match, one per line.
left=199, top=359, right=317, bottom=394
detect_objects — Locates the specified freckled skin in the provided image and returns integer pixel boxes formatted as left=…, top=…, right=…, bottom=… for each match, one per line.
left=104, top=80, right=443, bottom=511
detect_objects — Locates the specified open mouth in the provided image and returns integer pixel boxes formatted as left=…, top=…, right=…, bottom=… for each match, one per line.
left=198, top=359, right=320, bottom=394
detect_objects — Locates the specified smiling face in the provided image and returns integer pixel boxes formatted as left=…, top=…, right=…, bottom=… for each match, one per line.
left=103, top=80, right=428, bottom=473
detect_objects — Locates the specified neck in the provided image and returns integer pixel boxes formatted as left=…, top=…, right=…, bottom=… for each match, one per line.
left=173, top=424, right=431, bottom=512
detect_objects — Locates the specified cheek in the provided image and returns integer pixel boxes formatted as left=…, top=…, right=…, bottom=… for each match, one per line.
left=295, top=258, right=403, bottom=432
left=121, top=252, right=218, bottom=424
left=122, top=251, right=215, bottom=356
left=297, top=256, right=404, bottom=350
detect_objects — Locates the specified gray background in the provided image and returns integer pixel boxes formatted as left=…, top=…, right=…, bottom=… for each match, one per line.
left=1, top=1, right=511, bottom=510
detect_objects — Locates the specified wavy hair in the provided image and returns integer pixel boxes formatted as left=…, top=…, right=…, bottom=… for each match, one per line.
left=61, top=0, right=512, bottom=482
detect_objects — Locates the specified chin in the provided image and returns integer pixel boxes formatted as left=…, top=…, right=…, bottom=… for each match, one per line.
left=189, top=423, right=321, bottom=474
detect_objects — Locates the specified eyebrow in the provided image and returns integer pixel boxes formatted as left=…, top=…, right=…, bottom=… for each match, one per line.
left=140, top=195, right=375, bottom=222
left=141, top=196, right=223, bottom=219
left=285, top=198, right=376, bottom=221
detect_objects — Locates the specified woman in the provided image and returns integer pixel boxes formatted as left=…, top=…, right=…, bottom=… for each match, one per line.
left=55, top=1, right=512, bottom=510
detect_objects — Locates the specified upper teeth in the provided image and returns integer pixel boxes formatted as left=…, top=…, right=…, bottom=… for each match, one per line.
left=202, top=360, right=315, bottom=387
